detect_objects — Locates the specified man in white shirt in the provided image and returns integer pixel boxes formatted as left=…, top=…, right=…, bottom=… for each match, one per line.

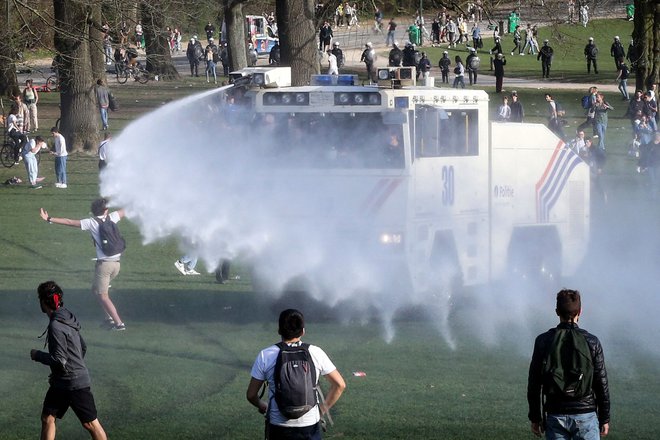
left=326, top=49, right=338, bottom=75
left=247, top=309, right=346, bottom=439
left=50, top=126, right=68, bottom=188
left=39, top=198, right=127, bottom=331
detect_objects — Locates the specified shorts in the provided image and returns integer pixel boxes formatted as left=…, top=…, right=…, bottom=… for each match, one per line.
left=92, top=260, right=120, bottom=295
left=268, top=422, right=321, bottom=440
left=42, top=386, right=98, bottom=423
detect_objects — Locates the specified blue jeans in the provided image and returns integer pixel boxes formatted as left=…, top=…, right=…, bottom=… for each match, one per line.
left=55, top=156, right=67, bottom=184
left=386, top=30, right=395, bottom=46
left=618, top=79, right=628, bottom=100
left=99, top=107, right=108, bottom=130
left=595, top=123, right=607, bottom=150
left=545, top=412, right=601, bottom=440
left=23, top=153, right=38, bottom=185
left=206, top=60, right=217, bottom=83
left=181, top=254, right=198, bottom=270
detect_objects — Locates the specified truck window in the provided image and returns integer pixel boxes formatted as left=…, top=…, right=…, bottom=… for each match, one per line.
left=252, top=112, right=405, bottom=169
left=414, top=105, right=479, bottom=157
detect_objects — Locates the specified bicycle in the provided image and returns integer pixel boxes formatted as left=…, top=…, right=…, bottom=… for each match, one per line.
left=116, top=62, right=150, bottom=84
left=46, top=75, right=59, bottom=92
left=1, top=134, right=42, bottom=168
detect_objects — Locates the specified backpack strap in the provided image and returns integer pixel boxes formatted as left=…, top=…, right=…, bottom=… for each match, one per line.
left=91, top=216, right=104, bottom=249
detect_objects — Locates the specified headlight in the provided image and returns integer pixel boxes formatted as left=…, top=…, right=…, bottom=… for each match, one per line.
left=380, top=232, right=403, bottom=245
left=377, top=69, right=391, bottom=80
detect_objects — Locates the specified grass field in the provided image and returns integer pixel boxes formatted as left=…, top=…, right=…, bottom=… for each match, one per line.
left=2, top=18, right=660, bottom=440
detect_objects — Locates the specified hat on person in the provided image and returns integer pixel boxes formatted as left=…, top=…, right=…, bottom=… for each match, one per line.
left=496, top=53, right=504, bottom=59
left=614, top=36, right=620, bottom=40
left=209, top=37, right=214, bottom=41
left=588, top=37, right=594, bottom=41
left=511, top=90, right=518, bottom=96
left=443, top=50, right=448, bottom=54
left=393, top=40, right=399, bottom=47
left=469, top=47, right=476, bottom=52
left=544, top=39, right=549, bottom=43
left=193, top=35, right=198, bottom=40
left=333, top=41, right=340, bottom=46
left=366, top=42, right=373, bottom=48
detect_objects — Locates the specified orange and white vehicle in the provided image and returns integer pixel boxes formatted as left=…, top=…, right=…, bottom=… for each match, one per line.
left=222, top=67, right=590, bottom=292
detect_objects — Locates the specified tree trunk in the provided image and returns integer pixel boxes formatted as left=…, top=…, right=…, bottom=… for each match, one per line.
left=224, top=0, right=247, bottom=73
left=633, top=0, right=660, bottom=90
left=0, top=0, right=18, bottom=98
left=276, top=0, right=318, bottom=86
left=53, top=0, right=99, bottom=152
left=141, top=0, right=180, bottom=80
left=88, top=2, right=106, bottom=83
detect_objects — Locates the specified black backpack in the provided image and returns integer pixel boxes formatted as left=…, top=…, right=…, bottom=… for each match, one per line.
left=542, top=327, right=594, bottom=399
left=273, top=342, right=317, bottom=419
left=94, top=217, right=126, bottom=256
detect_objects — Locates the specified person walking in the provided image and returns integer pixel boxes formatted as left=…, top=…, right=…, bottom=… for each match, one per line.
left=50, top=126, right=68, bottom=188
left=610, top=36, right=625, bottom=69
left=511, top=25, right=522, bottom=55
left=360, top=42, right=376, bottom=82
left=616, top=59, right=630, bottom=101
left=538, top=40, right=554, bottom=78
left=205, top=38, right=219, bottom=84
left=577, top=86, right=598, bottom=136
left=452, top=55, right=465, bottom=89
left=30, top=281, right=109, bottom=440
left=466, top=47, right=479, bottom=85
left=438, top=51, right=451, bottom=84
left=417, top=52, right=432, bottom=81
left=584, top=37, right=599, bottom=74
left=39, top=198, right=127, bottom=331
left=527, top=289, right=610, bottom=439
left=246, top=309, right=346, bottom=440
left=186, top=36, right=202, bottom=77
left=386, top=18, right=397, bottom=46
left=545, top=93, right=565, bottom=140
left=22, top=79, right=39, bottom=132
left=493, top=53, right=506, bottom=93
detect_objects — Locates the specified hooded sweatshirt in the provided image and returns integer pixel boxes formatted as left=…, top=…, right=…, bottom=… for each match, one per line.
left=33, top=307, right=91, bottom=390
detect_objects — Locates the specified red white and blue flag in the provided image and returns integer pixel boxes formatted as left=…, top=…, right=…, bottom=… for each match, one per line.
left=535, top=141, right=584, bottom=223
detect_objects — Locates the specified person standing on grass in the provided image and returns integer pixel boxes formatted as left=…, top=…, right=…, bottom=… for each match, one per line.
left=50, top=126, right=68, bottom=188
left=493, top=53, right=506, bottom=93
left=452, top=55, right=465, bottom=89
left=31, top=281, right=109, bottom=440
left=615, top=59, right=630, bottom=101
left=95, top=79, right=110, bottom=131
left=593, top=93, right=614, bottom=151
left=23, top=135, right=46, bottom=189
left=510, top=91, right=525, bottom=122
left=584, top=37, right=599, bottom=74
left=246, top=309, right=346, bottom=440
left=538, top=40, right=554, bottom=79
left=39, top=198, right=127, bottom=331
left=527, top=289, right=610, bottom=440
left=610, top=36, right=625, bottom=69
left=22, top=79, right=39, bottom=132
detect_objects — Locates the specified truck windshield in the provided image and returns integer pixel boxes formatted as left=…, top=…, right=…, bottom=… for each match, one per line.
left=246, top=112, right=405, bottom=169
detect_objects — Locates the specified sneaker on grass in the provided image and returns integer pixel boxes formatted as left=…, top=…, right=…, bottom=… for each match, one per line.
left=186, top=268, right=201, bottom=275
left=174, top=260, right=187, bottom=275
left=110, top=323, right=126, bottom=331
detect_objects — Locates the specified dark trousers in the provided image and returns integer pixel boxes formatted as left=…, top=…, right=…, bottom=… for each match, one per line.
left=495, top=74, right=503, bottom=93
left=587, top=58, right=598, bottom=73
left=542, top=60, right=551, bottom=78
left=441, top=70, right=449, bottom=83
left=468, top=69, right=477, bottom=85
left=8, top=131, right=26, bottom=161
left=577, top=116, right=596, bottom=136
left=189, top=60, right=199, bottom=76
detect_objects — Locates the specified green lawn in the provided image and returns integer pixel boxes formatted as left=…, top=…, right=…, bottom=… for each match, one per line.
left=1, top=18, right=659, bottom=439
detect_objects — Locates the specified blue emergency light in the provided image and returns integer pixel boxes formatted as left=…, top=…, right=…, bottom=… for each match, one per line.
left=310, top=74, right=357, bottom=86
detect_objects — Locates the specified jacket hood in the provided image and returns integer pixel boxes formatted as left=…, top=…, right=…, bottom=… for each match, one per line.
left=51, top=307, right=81, bottom=331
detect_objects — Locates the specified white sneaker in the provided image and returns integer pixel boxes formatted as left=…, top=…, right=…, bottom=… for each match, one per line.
left=186, top=268, right=201, bottom=275
left=54, top=183, right=62, bottom=188
left=174, top=260, right=187, bottom=275
left=59, top=184, right=67, bottom=189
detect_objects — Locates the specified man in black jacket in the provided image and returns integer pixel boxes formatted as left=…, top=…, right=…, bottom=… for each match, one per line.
left=527, top=289, right=610, bottom=439
left=610, top=36, right=625, bottom=70
left=31, top=281, right=108, bottom=440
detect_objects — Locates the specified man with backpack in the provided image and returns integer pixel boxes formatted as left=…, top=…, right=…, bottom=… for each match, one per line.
left=584, top=37, right=599, bottom=74
left=527, top=289, right=610, bottom=439
left=39, top=198, right=127, bottom=331
left=246, top=309, right=346, bottom=439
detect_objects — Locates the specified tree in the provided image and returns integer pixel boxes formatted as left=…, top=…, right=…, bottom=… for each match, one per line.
left=53, top=0, right=99, bottom=152
left=0, top=0, right=19, bottom=98
left=276, top=0, right=318, bottom=86
left=141, top=0, right=180, bottom=80
left=632, top=0, right=660, bottom=90
left=224, top=0, right=248, bottom=73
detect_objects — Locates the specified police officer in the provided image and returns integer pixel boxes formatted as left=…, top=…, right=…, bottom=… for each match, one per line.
left=388, top=41, right=402, bottom=67
left=538, top=39, right=554, bottom=78
left=331, top=41, right=344, bottom=69
left=584, top=37, right=599, bottom=74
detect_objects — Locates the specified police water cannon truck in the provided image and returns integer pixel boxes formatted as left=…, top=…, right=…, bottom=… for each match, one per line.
left=223, top=67, right=590, bottom=292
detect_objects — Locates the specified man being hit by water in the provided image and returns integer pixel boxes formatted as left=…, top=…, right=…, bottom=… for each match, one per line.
left=527, top=289, right=610, bottom=439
